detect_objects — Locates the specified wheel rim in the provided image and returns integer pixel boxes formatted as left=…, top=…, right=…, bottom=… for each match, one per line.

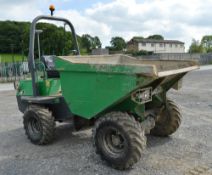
left=27, top=113, right=42, bottom=140
left=100, top=126, right=127, bottom=158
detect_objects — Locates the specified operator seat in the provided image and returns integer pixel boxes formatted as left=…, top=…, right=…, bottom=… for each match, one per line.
left=41, top=55, right=60, bottom=78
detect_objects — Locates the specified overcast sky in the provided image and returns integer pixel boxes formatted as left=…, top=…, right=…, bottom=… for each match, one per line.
left=0, top=0, right=211, bottom=50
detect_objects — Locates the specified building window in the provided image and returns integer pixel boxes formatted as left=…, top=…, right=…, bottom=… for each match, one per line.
left=169, top=44, right=172, bottom=48
left=160, top=43, right=163, bottom=47
left=142, top=43, right=146, bottom=46
left=151, top=43, right=155, bottom=47
left=175, top=44, right=178, bottom=47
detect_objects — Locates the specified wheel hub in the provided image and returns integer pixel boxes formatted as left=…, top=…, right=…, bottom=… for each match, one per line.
left=102, top=127, right=126, bottom=156
left=111, top=134, right=122, bottom=147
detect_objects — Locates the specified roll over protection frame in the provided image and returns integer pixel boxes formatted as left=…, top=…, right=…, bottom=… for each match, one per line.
left=28, top=15, right=80, bottom=96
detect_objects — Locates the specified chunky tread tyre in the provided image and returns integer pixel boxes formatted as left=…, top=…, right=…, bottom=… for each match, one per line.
left=150, top=99, right=182, bottom=137
left=23, top=105, right=55, bottom=145
left=93, top=112, right=146, bottom=170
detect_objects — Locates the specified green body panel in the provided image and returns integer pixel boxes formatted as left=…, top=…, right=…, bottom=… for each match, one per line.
left=17, top=78, right=61, bottom=96
left=59, top=71, right=139, bottom=118
left=55, top=57, right=154, bottom=119
left=111, top=96, right=146, bottom=120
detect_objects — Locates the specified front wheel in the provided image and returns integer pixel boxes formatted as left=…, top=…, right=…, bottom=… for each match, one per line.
left=23, top=105, right=55, bottom=145
left=93, top=112, right=146, bottom=170
left=150, top=99, right=182, bottom=137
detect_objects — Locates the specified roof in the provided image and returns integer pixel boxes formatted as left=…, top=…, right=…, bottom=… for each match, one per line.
left=129, top=38, right=184, bottom=44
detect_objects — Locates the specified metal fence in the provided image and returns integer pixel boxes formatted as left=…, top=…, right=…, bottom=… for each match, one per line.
left=0, top=62, right=29, bottom=82
left=137, top=53, right=212, bottom=65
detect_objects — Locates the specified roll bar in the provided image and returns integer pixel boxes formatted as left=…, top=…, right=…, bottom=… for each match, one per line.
left=28, top=15, right=80, bottom=96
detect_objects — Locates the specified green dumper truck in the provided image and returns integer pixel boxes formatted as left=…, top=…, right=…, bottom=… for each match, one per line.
left=15, top=13, right=199, bottom=170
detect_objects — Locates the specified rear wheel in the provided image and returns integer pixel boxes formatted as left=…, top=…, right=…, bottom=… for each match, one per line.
left=150, top=99, right=182, bottom=136
left=93, top=112, right=146, bottom=170
left=23, top=105, right=55, bottom=145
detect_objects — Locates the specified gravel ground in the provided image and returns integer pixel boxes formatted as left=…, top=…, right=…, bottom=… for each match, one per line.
left=0, top=67, right=212, bottom=175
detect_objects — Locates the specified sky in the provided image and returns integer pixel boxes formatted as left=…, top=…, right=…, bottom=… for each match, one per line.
left=0, top=0, right=212, bottom=50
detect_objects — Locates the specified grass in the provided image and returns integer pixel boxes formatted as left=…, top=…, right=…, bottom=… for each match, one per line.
left=0, top=54, right=27, bottom=63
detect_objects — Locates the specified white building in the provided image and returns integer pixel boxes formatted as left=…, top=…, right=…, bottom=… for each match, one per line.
left=127, top=38, right=185, bottom=53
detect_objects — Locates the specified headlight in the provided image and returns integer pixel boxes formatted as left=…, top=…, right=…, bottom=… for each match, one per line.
left=131, top=87, right=152, bottom=104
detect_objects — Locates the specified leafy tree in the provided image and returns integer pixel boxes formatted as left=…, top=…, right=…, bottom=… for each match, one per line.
left=81, top=34, right=102, bottom=53
left=133, top=36, right=144, bottom=40
left=147, top=34, right=164, bottom=40
left=36, top=23, right=67, bottom=55
left=206, top=47, right=212, bottom=53
left=93, top=36, right=102, bottom=49
left=201, top=35, right=212, bottom=53
left=0, top=21, right=102, bottom=56
left=81, top=34, right=92, bottom=52
left=189, top=39, right=204, bottom=53
left=110, top=37, right=126, bottom=51
left=0, top=21, right=30, bottom=54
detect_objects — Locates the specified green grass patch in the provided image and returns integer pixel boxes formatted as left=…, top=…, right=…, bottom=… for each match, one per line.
left=0, top=54, right=27, bottom=63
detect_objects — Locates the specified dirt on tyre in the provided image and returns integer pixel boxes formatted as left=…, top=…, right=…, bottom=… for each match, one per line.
left=93, top=112, right=146, bottom=170
left=150, top=99, right=182, bottom=137
left=23, top=105, right=55, bottom=145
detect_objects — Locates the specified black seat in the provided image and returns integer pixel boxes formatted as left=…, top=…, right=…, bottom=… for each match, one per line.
left=41, top=55, right=60, bottom=78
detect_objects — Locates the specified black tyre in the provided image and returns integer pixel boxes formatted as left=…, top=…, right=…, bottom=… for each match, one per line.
left=150, top=99, right=182, bottom=137
left=23, top=105, right=55, bottom=145
left=93, top=112, right=146, bottom=170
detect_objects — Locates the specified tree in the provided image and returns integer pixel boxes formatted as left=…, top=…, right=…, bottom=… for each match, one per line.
left=147, top=34, right=164, bottom=40
left=110, top=37, right=126, bottom=51
left=188, top=39, right=204, bottom=53
left=93, top=36, right=102, bottom=49
left=81, top=34, right=102, bottom=53
left=81, top=34, right=92, bottom=52
left=0, top=21, right=102, bottom=56
left=133, top=36, right=144, bottom=40
left=201, top=35, right=212, bottom=53
left=0, top=21, right=30, bottom=54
